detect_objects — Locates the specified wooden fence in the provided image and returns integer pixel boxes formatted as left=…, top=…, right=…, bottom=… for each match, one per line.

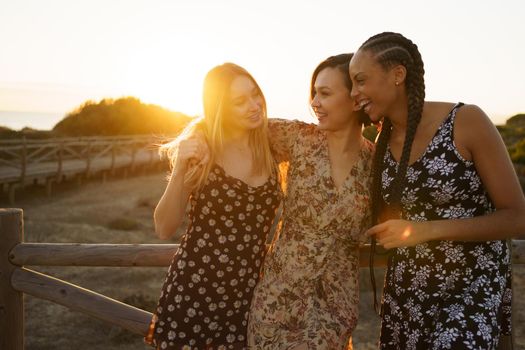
left=0, top=209, right=522, bottom=349
left=0, top=135, right=167, bottom=204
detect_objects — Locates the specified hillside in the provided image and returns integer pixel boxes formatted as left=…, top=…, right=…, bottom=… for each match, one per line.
left=52, top=97, right=192, bottom=137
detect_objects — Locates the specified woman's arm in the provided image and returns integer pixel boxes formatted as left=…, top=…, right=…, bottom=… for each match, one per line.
left=268, top=118, right=313, bottom=162
left=154, top=138, right=206, bottom=240
left=368, top=104, right=525, bottom=248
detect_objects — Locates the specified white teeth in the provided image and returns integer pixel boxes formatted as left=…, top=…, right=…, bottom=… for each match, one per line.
left=359, top=100, right=371, bottom=112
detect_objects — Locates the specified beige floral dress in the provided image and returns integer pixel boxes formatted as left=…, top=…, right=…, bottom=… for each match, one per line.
left=248, top=119, right=374, bottom=349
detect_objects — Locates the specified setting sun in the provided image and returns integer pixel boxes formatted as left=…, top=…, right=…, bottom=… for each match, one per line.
left=119, top=47, right=206, bottom=117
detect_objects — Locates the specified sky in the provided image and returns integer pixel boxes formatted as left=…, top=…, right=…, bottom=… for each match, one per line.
left=0, top=0, right=524, bottom=130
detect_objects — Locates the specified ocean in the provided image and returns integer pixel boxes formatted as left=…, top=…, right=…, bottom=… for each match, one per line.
left=0, top=110, right=64, bottom=131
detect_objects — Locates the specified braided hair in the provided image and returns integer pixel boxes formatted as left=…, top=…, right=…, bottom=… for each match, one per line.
left=358, top=32, right=426, bottom=313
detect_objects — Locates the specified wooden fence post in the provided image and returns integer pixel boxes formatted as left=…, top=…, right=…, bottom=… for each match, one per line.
left=20, top=137, right=27, bottom=188
left=0, top=208, right=24, bottom=350
left=130, top=144, right=137, bottom=173
left=85, top=140, right=92, bottom=179
left=110, top=142, right=117, bottom=176
left=56, top=141, right=64, bottom=182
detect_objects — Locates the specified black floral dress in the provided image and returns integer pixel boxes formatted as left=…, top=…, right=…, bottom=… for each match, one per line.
left=146, top=164, right=282, bottom=349
left=379, top=103, right=512, bottom=349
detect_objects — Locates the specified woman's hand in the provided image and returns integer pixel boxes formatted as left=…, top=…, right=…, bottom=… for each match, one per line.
left=175, top=137, right=210, bottom=172
left=155, top=134, right=209, bottom=240
left=366, top=220, right=431, bottom=249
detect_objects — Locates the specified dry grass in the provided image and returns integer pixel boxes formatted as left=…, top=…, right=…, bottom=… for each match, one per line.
left=5, top=173, right=523, bottom=349
left=107, top=217, right=141, bottom=231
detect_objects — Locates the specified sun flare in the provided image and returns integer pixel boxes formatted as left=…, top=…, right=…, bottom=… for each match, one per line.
left=402, top=226, right=412, bottom=239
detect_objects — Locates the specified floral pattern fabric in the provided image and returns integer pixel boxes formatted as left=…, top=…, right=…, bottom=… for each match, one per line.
left=248, top=119, right=374, bottom=349
left=379, top=103, right=512, bottom=350
left=146, top=164, right=282, bottom=349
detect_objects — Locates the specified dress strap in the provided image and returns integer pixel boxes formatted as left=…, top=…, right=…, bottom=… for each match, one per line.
left=440, top=102, right=465, bottom=135
left=449, top=102, right=465, bottom=122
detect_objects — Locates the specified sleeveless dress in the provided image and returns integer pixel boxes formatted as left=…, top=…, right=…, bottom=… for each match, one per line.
left=248, top=119, right=374, bottom=349
left=379, top=103, right=512, bottom=349
left=146, top=164, right=282, bottom=349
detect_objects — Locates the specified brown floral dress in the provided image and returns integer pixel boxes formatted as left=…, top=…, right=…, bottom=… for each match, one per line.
left=248, top=119, right=374, bottom=349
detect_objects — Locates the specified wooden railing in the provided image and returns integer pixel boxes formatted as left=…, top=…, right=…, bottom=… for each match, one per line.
left=0, top=208, right=522, bottom=349
left=0, top=135, right=169, bottom=203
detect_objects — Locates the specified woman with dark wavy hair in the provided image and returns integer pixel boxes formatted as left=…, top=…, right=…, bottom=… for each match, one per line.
left=248, top=53, right=374, bottom=350
left=349, top=32, right=525, bottom=349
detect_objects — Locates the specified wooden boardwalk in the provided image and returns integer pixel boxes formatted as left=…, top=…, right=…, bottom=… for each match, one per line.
left=0, top=135, right=168, bottom=203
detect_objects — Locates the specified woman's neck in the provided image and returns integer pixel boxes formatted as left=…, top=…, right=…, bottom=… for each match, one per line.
left=224, top=128, right=251, bottom=150
left=387, top=95, right=410, bottom=133
left=325, top=122, right=363, bottom=154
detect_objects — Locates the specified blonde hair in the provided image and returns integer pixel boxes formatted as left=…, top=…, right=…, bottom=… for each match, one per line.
left=160, top=63, right=276, bottom=190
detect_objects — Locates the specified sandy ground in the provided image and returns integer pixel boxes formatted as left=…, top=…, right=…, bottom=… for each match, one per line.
left=2, top=172, right=523, bottom=349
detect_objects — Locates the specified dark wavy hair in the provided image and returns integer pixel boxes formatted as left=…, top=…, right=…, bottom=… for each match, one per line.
left=310, top=53, right=371, bottom=125
left=359, top=32, right=426, bottom=313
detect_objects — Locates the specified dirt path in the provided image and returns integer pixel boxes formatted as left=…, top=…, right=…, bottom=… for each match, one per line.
left=6, top=173, right=523, bottom=349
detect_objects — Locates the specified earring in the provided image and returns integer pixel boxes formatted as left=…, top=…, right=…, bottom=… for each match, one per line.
left=395, top=81, right=399, bottom=86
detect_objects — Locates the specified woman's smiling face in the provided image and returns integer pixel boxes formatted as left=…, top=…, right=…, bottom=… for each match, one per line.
left=224, top=75, right=264, bottom=132
left=310, top=67, right=363, bottom=131
left=349, top=49, right=399, bottom=123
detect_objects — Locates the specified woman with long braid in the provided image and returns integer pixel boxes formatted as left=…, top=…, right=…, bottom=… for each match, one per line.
left=349, top=32, right=525, bottom=349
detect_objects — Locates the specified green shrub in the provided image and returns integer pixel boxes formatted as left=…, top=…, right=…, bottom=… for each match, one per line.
left=363, top=124, right=378, bottom=142
left=510, top=139, right=525, bottom=164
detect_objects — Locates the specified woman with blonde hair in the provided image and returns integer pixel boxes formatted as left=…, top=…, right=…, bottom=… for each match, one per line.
left=145, top=63, right=282, bottom=349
